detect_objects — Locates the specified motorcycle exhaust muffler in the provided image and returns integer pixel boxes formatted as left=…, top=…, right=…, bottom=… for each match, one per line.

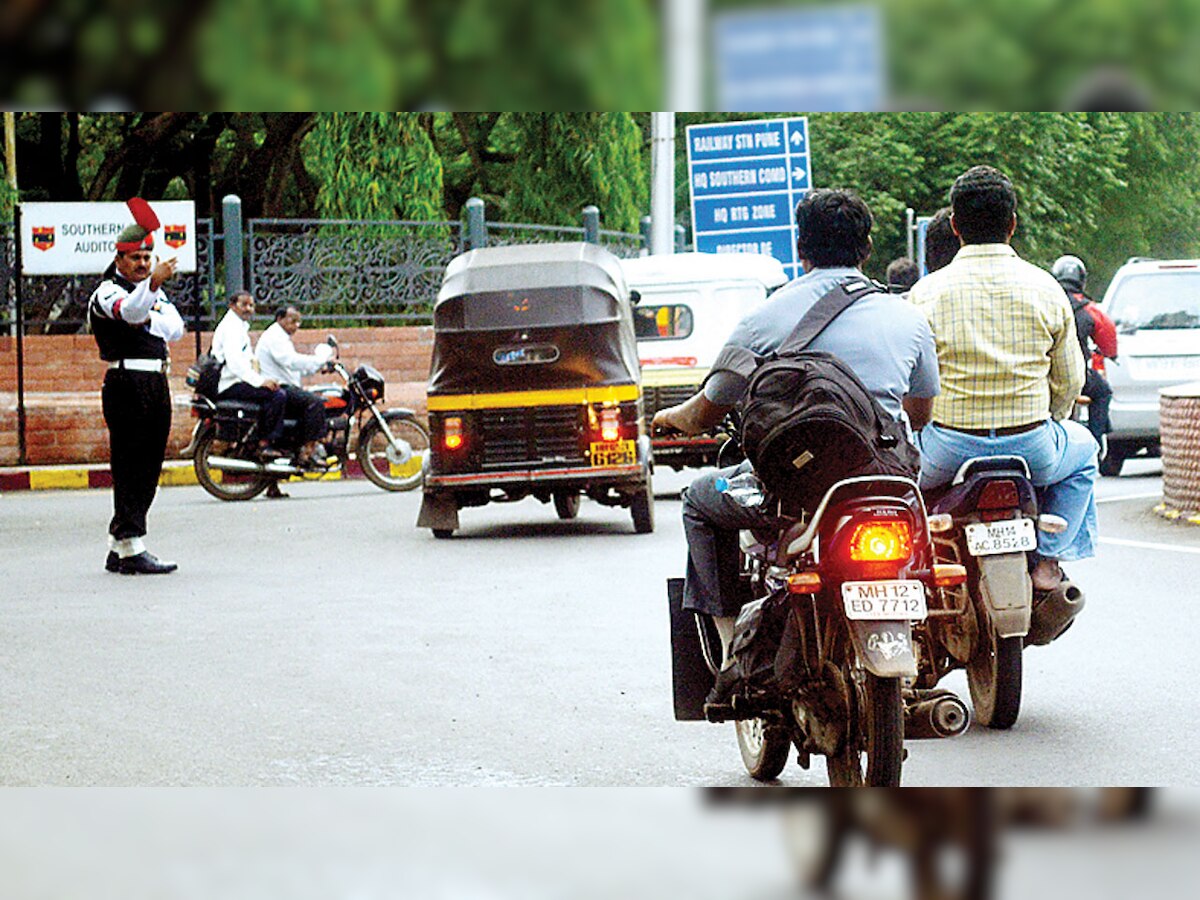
left=905, top=690, right=970, bottom=739
left=206, top=456, right=304, bottom=477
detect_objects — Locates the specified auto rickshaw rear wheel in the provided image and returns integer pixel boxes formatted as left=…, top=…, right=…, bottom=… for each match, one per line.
left=433, top=528, right=454, bottom=539
left=631, top=477, right=655, bottom=534
left=553, top=491, right=581, bottom=520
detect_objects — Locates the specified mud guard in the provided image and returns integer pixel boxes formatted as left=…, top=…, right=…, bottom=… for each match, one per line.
left=977, top=553, right=1032, bottom=639
left=417, top=492, right=460, bottom=531
left=847, top=620, right=918, bottom=678
left=667, top=577, right=716, bottom=721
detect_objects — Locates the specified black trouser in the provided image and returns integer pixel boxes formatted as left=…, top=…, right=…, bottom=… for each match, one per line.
left=282, top=384, right=326, bottom=444
left=101, top=368, right=171, bottom=540
left=1082, top=367, right=1112, bottom=443
left=217, top=382, right=287, bottom=444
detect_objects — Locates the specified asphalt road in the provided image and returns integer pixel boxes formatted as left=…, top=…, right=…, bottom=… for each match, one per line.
left=2, top=458, right=1198, bottom=786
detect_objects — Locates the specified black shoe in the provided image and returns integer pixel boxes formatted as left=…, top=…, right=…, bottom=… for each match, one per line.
left=265, top=482, right=290, bottom=499
left=117, top=551, right=178, bottom=575
left=258, top=446, right=287, bottom=461
left=705, top=664, right=742, bottom=707
left=105, top=551, right=120, bottom=572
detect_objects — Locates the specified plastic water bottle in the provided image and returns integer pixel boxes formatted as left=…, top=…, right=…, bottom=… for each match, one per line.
left=716, top=471, right=766, bottom=508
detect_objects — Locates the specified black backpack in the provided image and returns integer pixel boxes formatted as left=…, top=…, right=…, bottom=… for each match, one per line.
left=185, top=350, right=223, bottom=399
left=707, top=277, right=922, bottom=515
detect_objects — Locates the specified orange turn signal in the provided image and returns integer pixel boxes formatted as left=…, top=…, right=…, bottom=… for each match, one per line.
left=786, top=572, right=822, bottom=594
left=443, top=416, right=464, bottom=451
left=933, top=564, right=968, bottom=587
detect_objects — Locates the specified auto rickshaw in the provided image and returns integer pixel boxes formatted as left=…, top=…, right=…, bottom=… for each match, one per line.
left=417, top=242, right=654, bottom=537
left=621, top=252, right=787, bottom=470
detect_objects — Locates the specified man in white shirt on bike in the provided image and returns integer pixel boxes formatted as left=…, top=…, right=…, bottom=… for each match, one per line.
left=256, top=305, right=335, bottom=471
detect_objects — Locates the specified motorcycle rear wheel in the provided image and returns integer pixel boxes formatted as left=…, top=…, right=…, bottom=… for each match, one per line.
left=193, top=430, right=270, bottom=501
left=826, top=671, right=903, bottom=787
left=736, top=717, right=792, bottom=782
left=967, top=627, right=1023, bottom=730
left=357, top=413, right=429, bottom=492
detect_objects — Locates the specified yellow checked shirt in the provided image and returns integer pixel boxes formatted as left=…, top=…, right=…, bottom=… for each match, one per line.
left=909, top=243, right=1084, bottom=429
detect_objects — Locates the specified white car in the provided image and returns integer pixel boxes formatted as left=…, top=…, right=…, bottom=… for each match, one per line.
left=621, top=252, right=787, bottom=470
left=1097, top=258, right=1200, bottom=475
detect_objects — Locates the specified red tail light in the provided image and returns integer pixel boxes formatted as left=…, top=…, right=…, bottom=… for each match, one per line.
left=443, top=416, right=464, bottom=451
left=977, top=479, right=1019, bottom=510
left=848, top=520, right=912, bottom=562
left=599, top=407, right=621, bottom=442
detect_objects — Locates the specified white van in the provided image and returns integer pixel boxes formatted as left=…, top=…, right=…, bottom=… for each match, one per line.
left=621, top=252, right=788, bottom=470
left=1097, top=257, right=1200, bottom=475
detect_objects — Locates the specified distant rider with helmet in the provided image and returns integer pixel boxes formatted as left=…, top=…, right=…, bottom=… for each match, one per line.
left=1051, top=254, right=1119, bottom=445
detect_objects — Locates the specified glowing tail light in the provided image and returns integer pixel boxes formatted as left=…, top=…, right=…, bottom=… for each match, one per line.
left=443, top=416, right=464, bottom=451
left=848, top=520, right=913, bottom=562
left=786, top=572, right=822, bottom=594
left=599, top=407, right=621, bottom=442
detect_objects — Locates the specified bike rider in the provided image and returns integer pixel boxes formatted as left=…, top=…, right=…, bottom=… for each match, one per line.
left=652, top=189, right=940, bottom=703
left=211, top=291, right=286, bottom=459
left=255, top=305, right=336, bottom=473
left=909, top=166, right=1097, bottom=636
left=1051, top=255, right=1119, bottom=446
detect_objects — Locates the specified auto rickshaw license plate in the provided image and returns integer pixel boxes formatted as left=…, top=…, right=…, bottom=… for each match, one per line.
left=590, top=439, right=636, bottom=466
left=841, top=580, right=928, bottom=621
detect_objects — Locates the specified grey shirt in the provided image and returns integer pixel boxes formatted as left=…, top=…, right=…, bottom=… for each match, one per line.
left=704, top=266, right=940, bottom=423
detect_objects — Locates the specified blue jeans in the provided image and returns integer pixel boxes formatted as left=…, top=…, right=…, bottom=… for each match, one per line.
left=917, top=420, right=1099, bottom=562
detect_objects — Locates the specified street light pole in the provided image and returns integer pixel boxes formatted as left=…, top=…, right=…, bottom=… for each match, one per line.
left=650, top=112, right=676, bottom=256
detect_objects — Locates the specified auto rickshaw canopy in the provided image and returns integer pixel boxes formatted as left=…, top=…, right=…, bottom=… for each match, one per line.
left=429, top=243, right=641, bottom=395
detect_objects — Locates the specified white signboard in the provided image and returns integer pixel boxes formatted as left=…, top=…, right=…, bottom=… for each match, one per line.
left=19, top=201, right=198, bottom=275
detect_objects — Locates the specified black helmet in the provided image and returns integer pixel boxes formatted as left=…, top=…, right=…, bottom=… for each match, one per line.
left=1051, top=255, right=1087, bottom=291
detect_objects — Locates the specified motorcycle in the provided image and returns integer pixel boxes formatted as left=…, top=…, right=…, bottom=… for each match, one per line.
left=187, top=338, right=429, bottom=501
left=670, top=465, right=970, bottom=786
left=916, top=456, right=1082, bottom=729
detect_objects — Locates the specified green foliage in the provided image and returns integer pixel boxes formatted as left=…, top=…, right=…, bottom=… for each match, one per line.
left=304, top=114, right=443, bottom=220
left=502, top=114, right=648, bottom=232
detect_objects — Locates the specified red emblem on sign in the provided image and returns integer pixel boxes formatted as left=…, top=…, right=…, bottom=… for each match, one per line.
left=164, top=224, right=187, bottom=249
left=32, top=227, right=54, bottom=251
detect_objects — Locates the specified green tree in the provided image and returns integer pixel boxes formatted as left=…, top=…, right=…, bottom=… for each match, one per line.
left=303, top=113, right=443, bottom=220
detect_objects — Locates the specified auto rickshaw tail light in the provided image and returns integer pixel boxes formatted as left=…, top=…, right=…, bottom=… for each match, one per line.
left=599, top=407, right=621, bottom=442
left=443, top=417, right=464, bottom=451
left=848, top=520, right=912, bottom=562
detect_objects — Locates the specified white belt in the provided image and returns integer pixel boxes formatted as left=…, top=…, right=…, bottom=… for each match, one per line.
left=110, top=358, right=168, bottom=373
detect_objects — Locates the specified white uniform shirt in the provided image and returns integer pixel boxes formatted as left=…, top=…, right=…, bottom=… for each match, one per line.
left=255, top=321, right=333, bottom=387
left=211, top=308, right=265, bottom=393
left=90, top=275, right=185, bottom=343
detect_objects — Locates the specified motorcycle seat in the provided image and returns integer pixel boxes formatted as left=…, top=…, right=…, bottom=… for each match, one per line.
left=951, top=455, right=1031, bottom=485
left=214, top=400, right=261, bottom=415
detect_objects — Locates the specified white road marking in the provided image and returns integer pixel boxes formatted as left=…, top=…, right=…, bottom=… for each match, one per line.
left=1099, top=536, right=1200, bottom=555
left=1096, top=492, right=1163, bottom=504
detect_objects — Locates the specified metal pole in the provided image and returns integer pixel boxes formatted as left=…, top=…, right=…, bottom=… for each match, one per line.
left=464, top=197, right=486, bottom=251
left=14, top=202, right=26, bottom=465
left=650, top=112, right=676, bottom=255
left=5, top=111, right=17, bottom=339
left=582, top=205, right=600, bottom=244
left=639, top=215, right=651, bottom=255
left=905, top=207, right=915, bottom=259
left=666, top=0, right=705, bottom=110
left=222, top=194, right=243, bottom=297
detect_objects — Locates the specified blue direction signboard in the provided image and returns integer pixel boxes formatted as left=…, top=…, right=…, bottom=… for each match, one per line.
left=687, top=117, right=810, bottom=280
left=713, top=4, right=885, bottom=113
